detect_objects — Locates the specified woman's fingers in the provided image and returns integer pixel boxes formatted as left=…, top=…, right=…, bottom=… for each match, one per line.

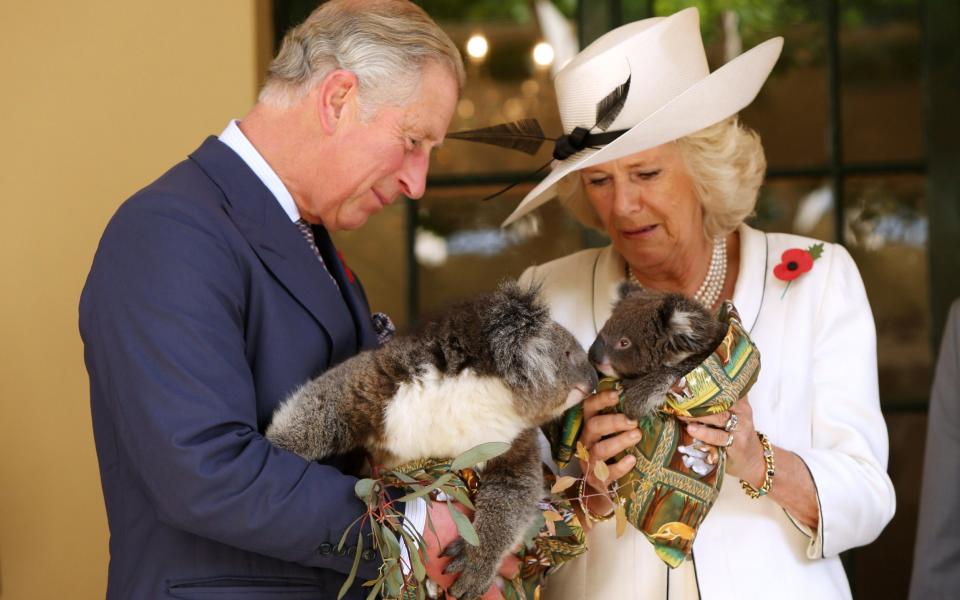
left=685, top=421, right=734, bottom=447
left=590, top=428, right=642, bottom=462
left=581, top=412, right=638, bottom=446
left=582, top=389, right=621, bottom=420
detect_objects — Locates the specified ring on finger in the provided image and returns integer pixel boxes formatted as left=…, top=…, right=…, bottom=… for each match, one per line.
left=723, top=433, right=735, bottom=448
left=723, top=413, right=739, bottom=432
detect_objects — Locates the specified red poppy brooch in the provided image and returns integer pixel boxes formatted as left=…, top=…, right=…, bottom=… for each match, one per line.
left=774, top=243, right=823, bottom=298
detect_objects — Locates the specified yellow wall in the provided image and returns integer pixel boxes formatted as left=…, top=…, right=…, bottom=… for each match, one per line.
left=0, top=2, right=263, bottom=598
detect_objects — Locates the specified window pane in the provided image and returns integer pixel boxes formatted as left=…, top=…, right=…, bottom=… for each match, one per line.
left=750, top=177, right=835, bottom=241
left=839, top=0, right=923, bottom=164
left=425, top=2, right=577, bottom=176
left=415, top=183, right=585, bottom=315
left=651, top=1, right=830, bottom=169
left=844, top=175, right=930, bottom=404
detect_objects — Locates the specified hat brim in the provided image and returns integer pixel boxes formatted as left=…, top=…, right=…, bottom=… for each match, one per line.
left=502, top=36, right=784, bottom=227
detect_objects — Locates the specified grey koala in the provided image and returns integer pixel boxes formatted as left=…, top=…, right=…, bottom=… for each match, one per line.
left=266, top=281, right=597, bottom=600
left=588, top=283, right=727, bottom=421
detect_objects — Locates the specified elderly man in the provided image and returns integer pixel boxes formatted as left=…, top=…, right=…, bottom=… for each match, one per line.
left=79, top=1, right=466, bottom=598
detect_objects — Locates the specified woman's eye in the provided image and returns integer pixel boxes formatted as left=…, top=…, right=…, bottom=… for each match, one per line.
left=586, top=177, right=610, bottom=187
left=633, top=169, right=661, bottom=180
left=617, top=337, right=631, bottom=349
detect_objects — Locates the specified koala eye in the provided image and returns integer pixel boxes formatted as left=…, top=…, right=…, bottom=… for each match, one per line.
left=617, top=337, right=631, bottom=349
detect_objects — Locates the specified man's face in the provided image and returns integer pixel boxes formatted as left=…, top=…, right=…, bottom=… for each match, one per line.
left=307, top=63, right=458, bottom=231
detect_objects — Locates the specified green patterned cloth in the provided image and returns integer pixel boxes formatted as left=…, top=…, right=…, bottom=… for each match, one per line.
left=549, top=301, right=761, bottom=568
left=387, top=460, right=586, bottom=600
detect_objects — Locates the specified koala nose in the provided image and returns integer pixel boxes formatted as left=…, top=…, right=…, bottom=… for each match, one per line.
left=568, top=346, right=598, bottom=391
left=587, top=338, right=605, bottom=367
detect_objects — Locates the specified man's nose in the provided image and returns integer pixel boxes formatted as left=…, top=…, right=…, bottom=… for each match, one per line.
left=398, top=152, right=430, bottom=200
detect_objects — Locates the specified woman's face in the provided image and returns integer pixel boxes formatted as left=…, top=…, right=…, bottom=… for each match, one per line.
left=580, top=142, right=704, bottom=272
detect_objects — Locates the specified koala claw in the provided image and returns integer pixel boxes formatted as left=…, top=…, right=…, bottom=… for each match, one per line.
left=441, top=537, right=496, bottom=600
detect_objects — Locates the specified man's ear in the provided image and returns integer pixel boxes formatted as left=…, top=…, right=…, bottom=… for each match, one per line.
left=316, top=69, right=359, bottom=134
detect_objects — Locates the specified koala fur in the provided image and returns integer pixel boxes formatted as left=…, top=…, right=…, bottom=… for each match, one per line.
left=266, top=281, right=597, bottom=600
left=589, top=283, right=727, bottom=421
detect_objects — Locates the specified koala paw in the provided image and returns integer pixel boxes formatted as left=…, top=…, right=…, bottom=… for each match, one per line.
left=441, top=537, right=496, bottom=600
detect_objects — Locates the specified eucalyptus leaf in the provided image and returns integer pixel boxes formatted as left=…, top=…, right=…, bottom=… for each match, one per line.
left=337, top=528, right=364, bottom=600
left=337, top=513, right=363, bottom=552
left=575, top=441, right=590, bottom=462
left=446, top=500, right=480, bottom=546
left=354, top=478, right=375, bottom=500
left=444, top=485, right=475, bottom=511
left=384, top=562, right=404, bottom=598
left=365, top=579, right=384, bottom=600
left=390, top=470, right=419, bottom=484
left=450, top=441, right=511, bottom=471
left=401, top=530, right=427, bottom=581
left=397, top=472, right=454, bottom=502
left=551, top=475, right=578, bottom=494
left=380, top=521, right=402, bottom=560
left=593, top=460, right=610, bottom=482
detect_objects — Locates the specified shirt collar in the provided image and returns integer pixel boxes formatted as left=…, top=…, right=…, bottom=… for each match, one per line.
left=218, top=119, right=300, bottom=223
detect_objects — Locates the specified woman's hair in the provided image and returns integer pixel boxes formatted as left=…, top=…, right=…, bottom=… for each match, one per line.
left=558, top=117, right=767, bottom=240
left=259, top=0, right=465, bottom=120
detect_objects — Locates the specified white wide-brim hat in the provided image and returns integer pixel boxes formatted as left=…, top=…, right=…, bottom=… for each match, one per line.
left=502, top=7, right=783, bottom=227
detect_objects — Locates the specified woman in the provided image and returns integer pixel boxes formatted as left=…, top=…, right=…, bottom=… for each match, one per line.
left=509, top=8, right=895, bottom=599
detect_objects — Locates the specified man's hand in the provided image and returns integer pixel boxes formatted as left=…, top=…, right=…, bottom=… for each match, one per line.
left=421, top=499, right=520, bottom=599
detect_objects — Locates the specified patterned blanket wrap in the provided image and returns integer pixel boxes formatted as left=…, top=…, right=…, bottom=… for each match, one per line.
left=386, top=459, right=586, bottom=600
left=549, top=301, right=761, bottom=568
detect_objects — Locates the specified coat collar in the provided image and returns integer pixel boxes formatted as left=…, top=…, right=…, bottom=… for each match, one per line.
left=731, top=223, right=767, bottom=333
left=591, top=223, right=766, bottom=334
left=188, top=136, right=377, bottom=360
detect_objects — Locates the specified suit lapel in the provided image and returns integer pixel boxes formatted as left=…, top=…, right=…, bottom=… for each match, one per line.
left=311, top=225, right=379, bottom=351
left=188, top=137, right=358, bottom=363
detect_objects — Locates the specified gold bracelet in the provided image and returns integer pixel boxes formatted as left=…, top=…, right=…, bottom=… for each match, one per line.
left=577, top=477, right=615, bottom=522
left=740, top=432, right=775, bottom=499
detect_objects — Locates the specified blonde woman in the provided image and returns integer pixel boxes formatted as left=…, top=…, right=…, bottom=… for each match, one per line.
left=507, top=8, right=895, bottom=599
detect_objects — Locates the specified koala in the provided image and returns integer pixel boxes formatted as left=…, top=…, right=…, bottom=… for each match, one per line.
left=588, top=283, right=727, bottom=421
left=266, top=281, right=597, bottom=600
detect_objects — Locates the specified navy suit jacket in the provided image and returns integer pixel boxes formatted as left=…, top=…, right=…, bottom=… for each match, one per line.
left=80, top=137, right=384, bottom=599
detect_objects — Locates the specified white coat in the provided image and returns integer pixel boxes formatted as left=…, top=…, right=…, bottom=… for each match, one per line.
left=521, top=224, right=896, bottom=599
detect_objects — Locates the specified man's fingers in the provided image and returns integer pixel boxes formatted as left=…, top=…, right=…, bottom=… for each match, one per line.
left=497, top=553, right=521, bottom=579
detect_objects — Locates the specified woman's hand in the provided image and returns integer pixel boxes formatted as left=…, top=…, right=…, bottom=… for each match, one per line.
left=578, top=389, right=642, bottom=516
left=680, top=395, right=765, bottom=488
left=681, top=395, right=821, bottom=529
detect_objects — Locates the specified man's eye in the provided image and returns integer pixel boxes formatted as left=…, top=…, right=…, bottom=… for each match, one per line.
left=406, top=138, right=422, bottom=150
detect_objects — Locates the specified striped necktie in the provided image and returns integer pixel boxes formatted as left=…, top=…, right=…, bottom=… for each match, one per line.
left=294, top=219, right=340, bottom=291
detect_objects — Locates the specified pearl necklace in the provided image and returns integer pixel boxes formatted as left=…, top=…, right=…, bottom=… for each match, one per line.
left=626, top=237, right=728, bottom=310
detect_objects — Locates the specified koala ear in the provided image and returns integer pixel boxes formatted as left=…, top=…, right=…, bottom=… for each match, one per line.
left=486, top=280, right=556, bottom=390
left=617, top=281, right=642, bottom=301
left=662, top=296, right=719, bottom=367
